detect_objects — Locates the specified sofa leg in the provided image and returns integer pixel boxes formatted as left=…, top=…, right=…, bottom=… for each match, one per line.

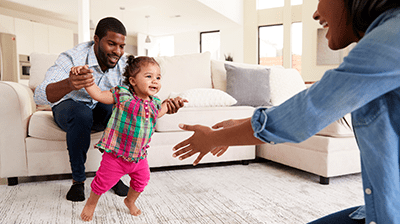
left=319, top=176, right=329, bottom=185
left=242, top=160, right=250, bottom=165
left=7, top=177, right=18, bottom=186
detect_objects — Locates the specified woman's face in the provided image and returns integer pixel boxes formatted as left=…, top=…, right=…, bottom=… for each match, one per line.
left=313, top=0, right=359, bottom=50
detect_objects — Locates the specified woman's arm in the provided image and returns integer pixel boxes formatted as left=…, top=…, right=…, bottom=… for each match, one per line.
left=210, top=118, right=250, bottom=157
left=172, top=118, right=264, bottom=166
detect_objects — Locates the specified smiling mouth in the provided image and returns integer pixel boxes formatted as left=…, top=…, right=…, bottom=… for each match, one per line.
left=108, top=55, right=120, bottom=64
left=321, top=21, right=329, bottom=28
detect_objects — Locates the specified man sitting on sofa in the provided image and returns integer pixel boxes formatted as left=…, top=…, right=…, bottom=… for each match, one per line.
left=33, top=17, right=130, bottom=202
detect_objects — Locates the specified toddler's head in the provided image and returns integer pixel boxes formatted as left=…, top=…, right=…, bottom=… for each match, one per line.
left=123, top=55, right=161, bottom=100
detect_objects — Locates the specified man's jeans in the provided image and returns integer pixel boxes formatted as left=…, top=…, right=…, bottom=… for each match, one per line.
left=52, top=99, right=112, bottom=182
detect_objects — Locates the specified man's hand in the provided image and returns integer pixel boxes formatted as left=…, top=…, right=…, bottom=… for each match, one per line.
left=172, top=124, right=215, bottom=166
left=165, top=96, right=188, bottom=114
left=69, top=65, right=95, bottom=90
left=46, top=65, right=95, bottom=103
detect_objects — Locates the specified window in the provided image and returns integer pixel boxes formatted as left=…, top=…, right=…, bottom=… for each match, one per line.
left=259, top=25, right=283, bottom=66
left=257, top=0, right=284, bottom=10
left=200, top=31, right=220, bottom=60
left=291, top=22, right=302, bottom=74
left=291, top=0, right=303, bottom=5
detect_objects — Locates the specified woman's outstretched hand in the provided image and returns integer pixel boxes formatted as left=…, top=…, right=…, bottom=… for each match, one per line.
left=172, top=124, right=216, bottom=166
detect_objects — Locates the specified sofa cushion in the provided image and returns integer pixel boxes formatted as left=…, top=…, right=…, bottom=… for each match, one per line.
left=156, top=106, right=255, bottom=132
left=29, top=52, right=59, bottom=90
left=28, top=111, right=104, bottom=140
left=225, top=64, right=271, bottom=107
left=169, top=88, right=237, bottom=107
left=28, top=111, right=65, bottom=140
left=155, top=52, right=212, bottom=101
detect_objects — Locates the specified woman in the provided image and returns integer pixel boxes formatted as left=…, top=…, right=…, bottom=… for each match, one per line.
left=172, top=0, right=400, bottom=223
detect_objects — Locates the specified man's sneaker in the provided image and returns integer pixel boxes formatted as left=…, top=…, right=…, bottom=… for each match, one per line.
left=111, top=179, right=129, bottom=197
left=66, top=182, right=85, bottom=202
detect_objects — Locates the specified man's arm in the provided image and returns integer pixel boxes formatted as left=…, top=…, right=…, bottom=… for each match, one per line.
left=46, top=69, right=94, bottom=103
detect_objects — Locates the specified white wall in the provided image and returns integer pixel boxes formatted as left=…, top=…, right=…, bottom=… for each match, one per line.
left=196, top=0, right=243, bottom=25
left=220, top=25, right=244, bottom=62
left=301, top=0, right=338, bottom=81
left=174, top=32, right=200, bottom=55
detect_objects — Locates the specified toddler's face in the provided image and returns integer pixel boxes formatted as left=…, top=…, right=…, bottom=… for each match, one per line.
left=129, top=63, right=161, bottom=100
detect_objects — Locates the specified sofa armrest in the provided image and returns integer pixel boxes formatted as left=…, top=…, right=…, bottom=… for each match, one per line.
left=0, top=81, right=36, bottom=178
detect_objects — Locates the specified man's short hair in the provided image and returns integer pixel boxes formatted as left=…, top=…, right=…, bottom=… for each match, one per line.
left=95, top=17, right=126, bottom=40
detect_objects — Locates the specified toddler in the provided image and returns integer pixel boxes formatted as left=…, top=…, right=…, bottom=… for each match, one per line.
left=74, top=55, right=187, bottom=221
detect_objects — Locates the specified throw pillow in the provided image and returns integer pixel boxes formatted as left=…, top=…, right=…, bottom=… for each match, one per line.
left=29, top=52, right=59, bottom=90
left=154, top=52, right=212, bottom=101
left=225, top=64, right=271, bottom=107
left=169, top=88, right=237, bottom=107
left=211, top=59, right=283, bottom=92
left=269, top=67, right=306, bottom=106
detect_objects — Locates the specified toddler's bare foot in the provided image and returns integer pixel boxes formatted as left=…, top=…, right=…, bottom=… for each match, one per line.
left=80, top=191, right=101, bottom=222
left=81, top=203, right=96, bottom=221
left=124, top=198, right=142, bottom=216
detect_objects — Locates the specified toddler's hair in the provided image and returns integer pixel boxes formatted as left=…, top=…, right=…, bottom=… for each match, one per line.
left=123, top=55, right=160, bottom=88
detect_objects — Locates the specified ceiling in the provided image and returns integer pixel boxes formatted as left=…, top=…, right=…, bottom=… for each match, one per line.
left=1, top=0, right=240, bottom=37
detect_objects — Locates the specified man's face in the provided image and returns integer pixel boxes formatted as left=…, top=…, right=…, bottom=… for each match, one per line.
left=94, top=31, right=126, bottom=71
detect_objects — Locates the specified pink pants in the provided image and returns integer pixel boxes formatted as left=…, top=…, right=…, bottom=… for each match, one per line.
left=91, top=152, right=150, bottom=195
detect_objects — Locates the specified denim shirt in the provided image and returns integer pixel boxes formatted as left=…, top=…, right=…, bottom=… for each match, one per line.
left=251, top=8, right=400, bottom=224
left=34, top=41, right=127, bottom=109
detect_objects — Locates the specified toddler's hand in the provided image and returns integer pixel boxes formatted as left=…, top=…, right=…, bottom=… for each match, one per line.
left=68, top=65, right=94, bottom=90
left=70, top=65, right=92, bottom=76
left=166, top=97, right=188, bottom=114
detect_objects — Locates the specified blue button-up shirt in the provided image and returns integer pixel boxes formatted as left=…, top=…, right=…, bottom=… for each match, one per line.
left=34, top=41, right=127, bottom=109
left=251, top=8, right=400, bottom=224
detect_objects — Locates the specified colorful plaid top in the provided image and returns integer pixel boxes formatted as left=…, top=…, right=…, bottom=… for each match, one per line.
left=95, top=85, right=162, bottom=163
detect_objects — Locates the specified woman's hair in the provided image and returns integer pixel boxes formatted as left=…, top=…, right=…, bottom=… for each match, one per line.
left=95, top=17, right=126, bottom=40
left=344, top=0, right=400, bottom=38
left=123, top=55, right=160, bottom=88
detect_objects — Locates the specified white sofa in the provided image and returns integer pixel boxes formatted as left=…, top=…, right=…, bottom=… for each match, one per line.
left=0, top=51, right=361, bottom=186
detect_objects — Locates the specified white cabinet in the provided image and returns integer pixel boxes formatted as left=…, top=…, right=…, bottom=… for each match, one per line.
left=0, top=14, right=15, bottom=34
left=12, top=17, right=73, bottom=55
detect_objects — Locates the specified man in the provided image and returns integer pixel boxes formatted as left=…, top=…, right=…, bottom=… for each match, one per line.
left=34, top=17, right=130, bottom=201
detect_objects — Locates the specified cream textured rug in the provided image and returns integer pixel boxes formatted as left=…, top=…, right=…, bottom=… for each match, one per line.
left=0, top=161, right=363, bottom=224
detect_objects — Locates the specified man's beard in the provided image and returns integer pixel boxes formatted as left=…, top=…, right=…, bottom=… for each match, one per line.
left=97, top=45, right=120, bottom=69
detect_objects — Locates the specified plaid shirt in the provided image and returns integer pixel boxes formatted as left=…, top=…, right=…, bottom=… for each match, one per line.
left=96, top=86, right=162, bottom=162
left=33, top=41, right=127, bottom=109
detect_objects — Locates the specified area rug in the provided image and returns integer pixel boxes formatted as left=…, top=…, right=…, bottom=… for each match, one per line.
left=0, top=161, right=363, bottom=223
